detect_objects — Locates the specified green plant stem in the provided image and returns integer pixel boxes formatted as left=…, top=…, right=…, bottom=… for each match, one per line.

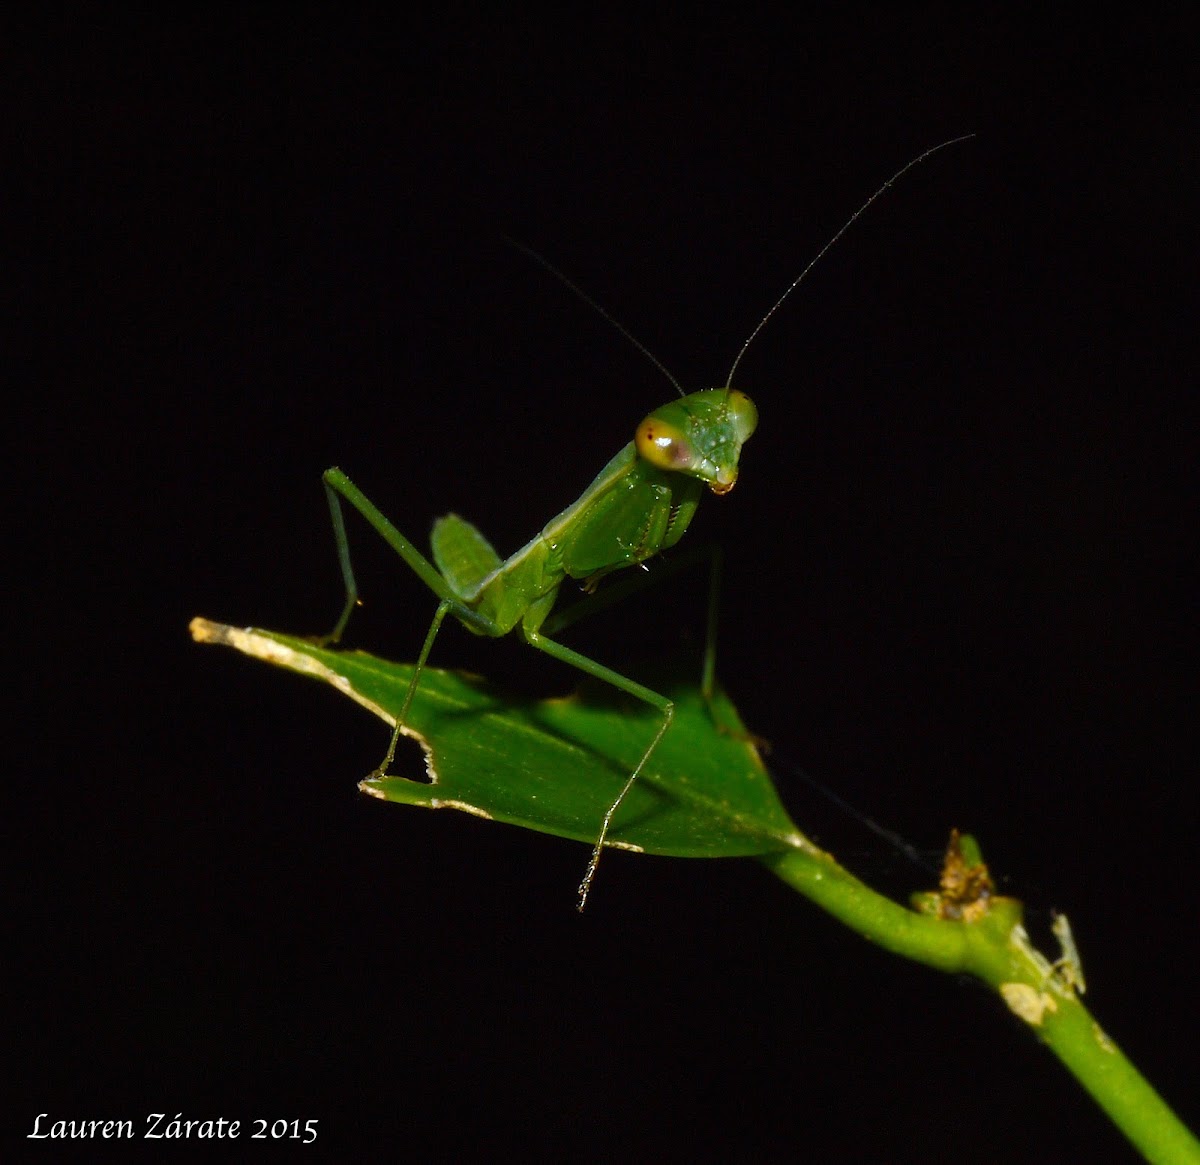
left=763, top=849, right=1200, bottom=1165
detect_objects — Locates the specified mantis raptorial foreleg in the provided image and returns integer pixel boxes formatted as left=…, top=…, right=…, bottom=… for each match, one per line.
left=320, top=468, right=497, bottom=775
left=321, top=468, right=484, bottom=622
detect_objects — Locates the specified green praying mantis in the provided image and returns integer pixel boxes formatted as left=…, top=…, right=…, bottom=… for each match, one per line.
left=320, top=137, right=972, bottom=909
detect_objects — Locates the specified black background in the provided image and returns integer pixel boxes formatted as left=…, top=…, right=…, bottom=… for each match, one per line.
left=10, top=12, right=1196, bottom=1161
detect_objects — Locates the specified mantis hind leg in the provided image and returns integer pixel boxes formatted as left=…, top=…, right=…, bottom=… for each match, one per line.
left=523, top=627, right=674, bottom=911
left=542, top=541, right=725, bottom=706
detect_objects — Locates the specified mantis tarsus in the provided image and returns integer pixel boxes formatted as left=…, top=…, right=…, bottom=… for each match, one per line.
left=321, top=136, right=973, bottom=909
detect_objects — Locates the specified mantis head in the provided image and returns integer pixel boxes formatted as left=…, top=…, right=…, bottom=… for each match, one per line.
left=635, top=388, right=758, bottom=495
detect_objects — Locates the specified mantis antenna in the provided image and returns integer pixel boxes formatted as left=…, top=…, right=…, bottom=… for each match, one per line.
left=505, top=134, right=974, bottom=403
left=502, top=235, right=687, bottom=398
left=725, top=134, right=976, bottom=388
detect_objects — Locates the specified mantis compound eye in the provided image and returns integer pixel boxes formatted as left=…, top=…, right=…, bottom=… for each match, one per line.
left=725, top=389, right=758, bottom=442
left=635, top=417, right=695, bottom=471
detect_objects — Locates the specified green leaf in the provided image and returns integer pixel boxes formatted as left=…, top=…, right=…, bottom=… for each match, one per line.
left=192, top=621, right=1200, bottom=1160
left=190, top=618, right=810, bottom=859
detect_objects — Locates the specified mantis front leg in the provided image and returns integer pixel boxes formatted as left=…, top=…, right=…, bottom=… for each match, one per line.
left=321, top=467, right=489, bottom=629
left=319, top=468, right=497, bottom=776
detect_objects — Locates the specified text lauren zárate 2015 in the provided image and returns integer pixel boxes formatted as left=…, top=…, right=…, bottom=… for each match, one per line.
left=28, top=1114, right=319, bottom=1142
